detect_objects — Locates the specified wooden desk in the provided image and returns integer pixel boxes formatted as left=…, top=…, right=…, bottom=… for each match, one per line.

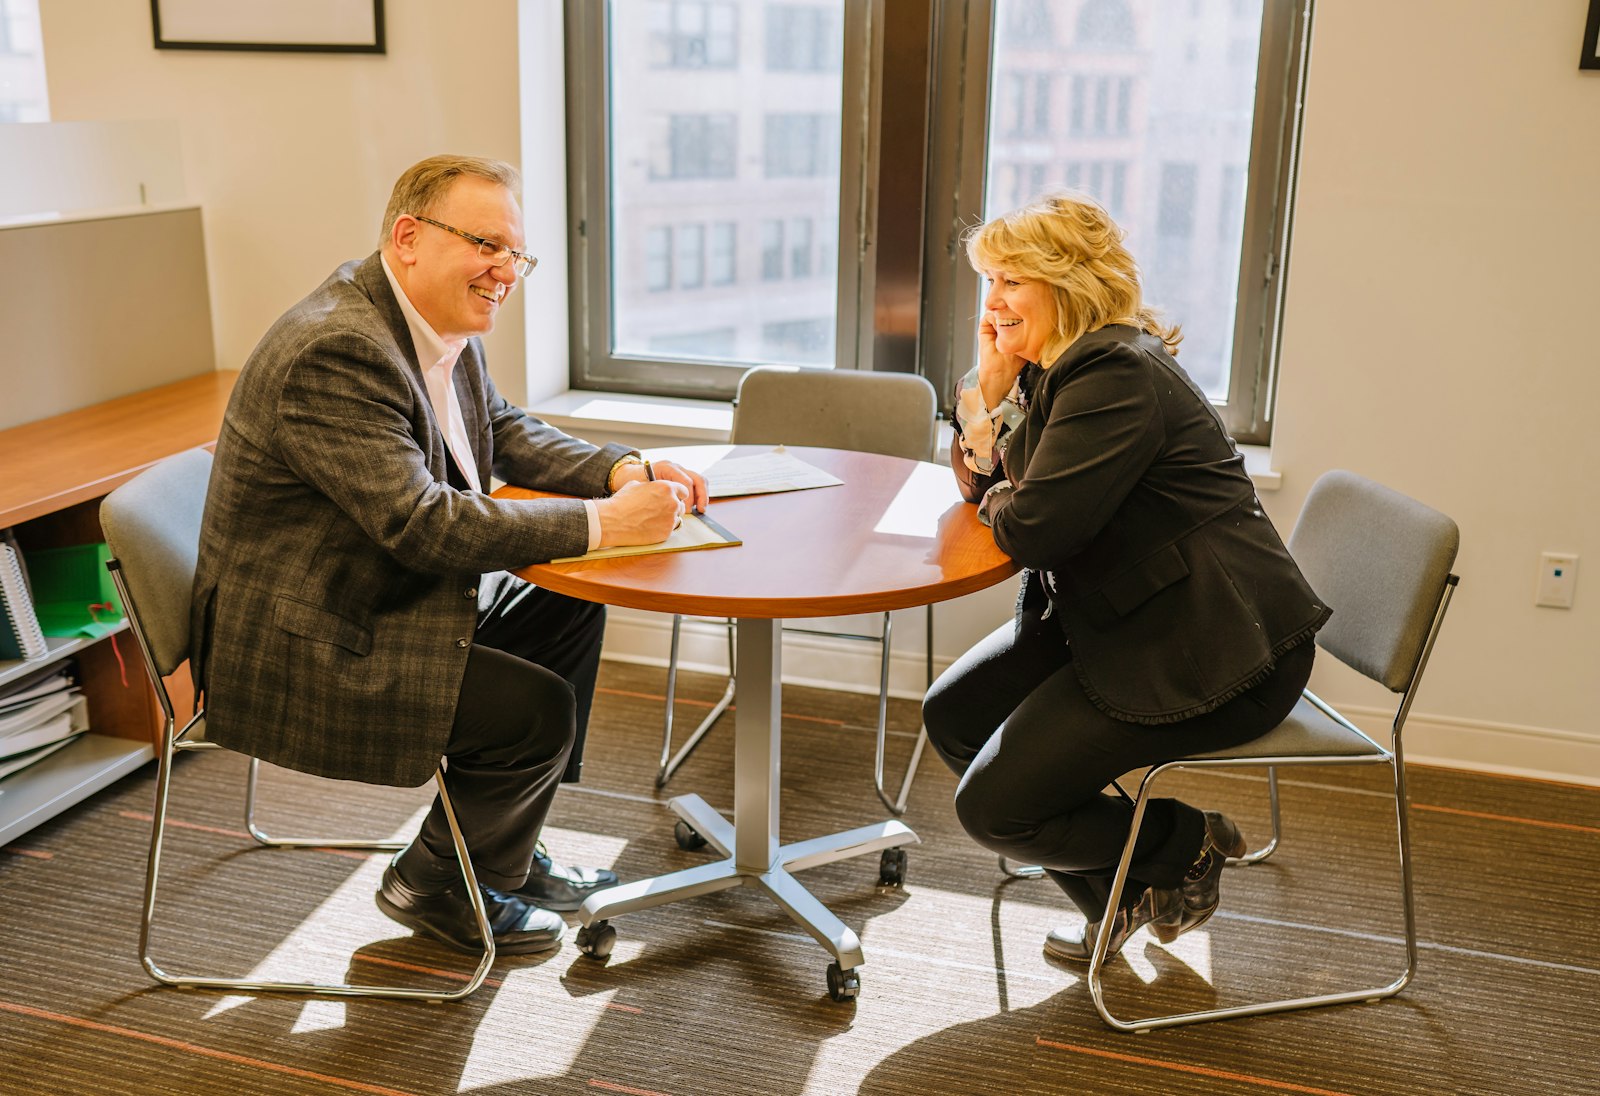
left=0, top=371, right=237, bottom=845
left=506, top=445, right=1016, bottom=1000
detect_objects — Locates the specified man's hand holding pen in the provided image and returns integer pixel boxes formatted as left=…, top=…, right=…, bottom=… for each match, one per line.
left=595, top=457, right=709, bottom=548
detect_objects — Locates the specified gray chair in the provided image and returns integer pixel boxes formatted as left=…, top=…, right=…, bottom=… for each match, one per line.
left=658, top=366, right=940, bottom=817
left=101, top=447, right=495, bottom=1001
left=1075, top=469, right=1460, bottom=1031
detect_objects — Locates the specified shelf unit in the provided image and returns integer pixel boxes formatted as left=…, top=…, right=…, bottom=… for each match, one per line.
left=0, top=371, right=236, bottom=846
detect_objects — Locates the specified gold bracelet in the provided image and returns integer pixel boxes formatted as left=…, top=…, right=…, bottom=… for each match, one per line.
left=607, top=454, right=644, bottom=493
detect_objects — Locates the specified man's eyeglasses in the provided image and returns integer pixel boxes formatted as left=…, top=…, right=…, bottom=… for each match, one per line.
left=411, top=214, right=538, bottom=277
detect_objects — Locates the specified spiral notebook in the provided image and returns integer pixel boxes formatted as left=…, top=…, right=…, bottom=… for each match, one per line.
left=0, top=544, right=50, bottom=661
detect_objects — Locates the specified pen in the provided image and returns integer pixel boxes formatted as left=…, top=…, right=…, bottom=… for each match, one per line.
left=643, top=459, right=655, bottom=482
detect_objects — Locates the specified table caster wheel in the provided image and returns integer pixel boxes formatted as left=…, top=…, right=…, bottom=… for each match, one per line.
left=826, top=961, right=860, bottom=1002
left=674, top=820, right=708, bottom=851
left=878, top=848, right=907, bottom=887
left=576, top=920, right=616, bottom=961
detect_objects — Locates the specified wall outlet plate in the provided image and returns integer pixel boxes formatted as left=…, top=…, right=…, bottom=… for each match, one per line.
left=1536, top=552, right=1578, bottom=609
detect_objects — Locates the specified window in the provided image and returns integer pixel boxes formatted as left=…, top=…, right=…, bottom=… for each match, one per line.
left=760, top=218, right=785, bottom=280
left=709, top=221, right=737, bottom=285
left=761, top=318, right=832, bottom=365
left=650, top=113, right=738, bottom=180
left=568, top=0, right=851, bottom=396
left=766, top=4, right=842, bottom=71
left=644, top=227, right=673, bottom=291
left=764, top=113, right=839, bottom=178
left=0, top=0, right=48, bottom=122
left=930, top=0, right=1310, bottom=442
left=649, top=0, right=738, bottom=69
left=788, top=216, right=813, bottom=277
left=677, top=223, right=705, bottom=288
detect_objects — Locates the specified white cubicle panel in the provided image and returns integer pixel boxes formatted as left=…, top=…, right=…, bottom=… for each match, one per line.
left=0, top=119, right=186, bottom=218
left=0, top=204, right=216, bottom=430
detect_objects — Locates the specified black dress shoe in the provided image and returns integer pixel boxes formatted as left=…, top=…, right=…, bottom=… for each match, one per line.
left=376, top=864, right=564, bottom=955
left=1153, top=810, right=1247, bottom=944
left=1044, top=884, right=1180, bottom=963
left=507, top=842, right=620, bottom=912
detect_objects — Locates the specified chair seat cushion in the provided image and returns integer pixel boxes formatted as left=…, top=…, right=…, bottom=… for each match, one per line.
left=1186, top=695, right=1388, bottom=762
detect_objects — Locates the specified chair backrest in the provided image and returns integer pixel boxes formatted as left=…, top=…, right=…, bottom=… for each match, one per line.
left=1287, top=469, right=1459, bottom=692
left=99, top=447, right=214, bottom=678
left=731, top=366, right=939, bottom=462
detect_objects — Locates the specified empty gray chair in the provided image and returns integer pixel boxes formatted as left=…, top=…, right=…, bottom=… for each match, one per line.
left=102, top=447, right=494, bottom=1000
left=659, top=366, right=940, bottom=816
left=1077, top=469, right=1460, bottom=1032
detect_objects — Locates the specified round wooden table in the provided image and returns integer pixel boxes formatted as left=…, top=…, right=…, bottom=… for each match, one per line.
left=504, top=445, right=1016, bottom=1000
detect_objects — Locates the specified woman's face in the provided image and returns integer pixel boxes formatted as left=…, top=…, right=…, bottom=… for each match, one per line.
left=982, top=271, right=1057, bottom=364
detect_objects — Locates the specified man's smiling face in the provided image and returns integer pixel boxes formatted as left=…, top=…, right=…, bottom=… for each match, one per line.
left=393, top=176, right=525, bottom=341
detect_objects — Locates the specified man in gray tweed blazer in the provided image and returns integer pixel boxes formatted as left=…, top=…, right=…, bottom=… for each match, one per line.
left=192, top=155, right=709, bottom=954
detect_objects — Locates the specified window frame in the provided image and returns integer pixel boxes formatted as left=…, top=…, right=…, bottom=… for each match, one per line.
left=918, top=0, right=1313, bottom=444
left=564, top=0, right=877, bottom=400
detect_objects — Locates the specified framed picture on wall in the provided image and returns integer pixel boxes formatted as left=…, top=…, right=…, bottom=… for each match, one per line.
left=1584, top=0, right=1600, bottom=70
left=151, top=0, right=385, bottom=54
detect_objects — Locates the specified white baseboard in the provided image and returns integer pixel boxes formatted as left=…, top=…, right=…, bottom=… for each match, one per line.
left=600, top=608, right=942, bottom=700
left=600, top=609, right=1600, bottom=787
left=1335, top=705, right=1600, bottom=788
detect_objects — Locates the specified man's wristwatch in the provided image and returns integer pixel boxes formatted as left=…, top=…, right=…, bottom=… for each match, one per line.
left=607, top=454, right=644, bottom=493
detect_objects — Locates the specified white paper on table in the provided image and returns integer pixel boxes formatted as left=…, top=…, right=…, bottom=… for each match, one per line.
left=705, top=446, right=844, bottom=498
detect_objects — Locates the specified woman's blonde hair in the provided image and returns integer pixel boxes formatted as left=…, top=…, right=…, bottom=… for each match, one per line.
left=963, top=190, right=1181, bottom=363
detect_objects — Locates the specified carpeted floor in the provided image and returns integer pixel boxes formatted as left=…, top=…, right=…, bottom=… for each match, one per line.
left=1, top=659, right=1597, bottom=1095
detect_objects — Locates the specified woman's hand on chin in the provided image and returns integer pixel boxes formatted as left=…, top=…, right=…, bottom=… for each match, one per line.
left=978, top=312, right=1027, bottom=410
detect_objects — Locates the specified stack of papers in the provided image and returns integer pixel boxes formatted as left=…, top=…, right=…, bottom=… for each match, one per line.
left=705, top=447, right=844, bottom=498
left=0, top=663, right=87, bottom=781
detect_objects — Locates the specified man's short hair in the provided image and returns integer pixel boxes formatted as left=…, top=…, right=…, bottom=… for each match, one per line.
left=379, top=155, right=522, bottom=247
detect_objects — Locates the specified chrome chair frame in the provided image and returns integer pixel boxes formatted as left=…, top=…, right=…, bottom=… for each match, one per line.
left=104, top=450, right=494, bottom=1001
left=1083, top=473, right=1460, bottom=1032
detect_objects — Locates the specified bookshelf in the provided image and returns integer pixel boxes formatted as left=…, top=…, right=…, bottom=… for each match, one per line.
left=0, top=371, right=236, bottom=846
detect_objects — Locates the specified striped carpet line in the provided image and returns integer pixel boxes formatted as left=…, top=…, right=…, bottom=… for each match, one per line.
left=1217, top=911, right=1600, bottom=977
left=1, top=846, right=52, bottom=859
left=0, top=1000, right=420, bottom=1096
left=1035, top=1038, right=1355, bottom=1096
left=351, top=955, right=644, bottom=1013
left=116, top=811, right=377, bottom=860
left=588, top=1079, right=671, bottom=1096
left=705, top=910, right=1600, bottom=982
left=700, top=919, right=1061, bottom=984
left=1412, top=802, right=1600, bottom=835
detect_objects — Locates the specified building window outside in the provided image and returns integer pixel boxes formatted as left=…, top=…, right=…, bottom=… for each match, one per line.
left=760, top=318, right=832, bottom=365
left=648, top=0, right=738, bottom=69
left=788, top=216, right=813, bottom=278
left=0, top=0, right=48, bottom=122
left=764, top=113, right=839, bottom=178
left=766, top=4, right=842, bottom=71
left=645, top=227, right=673, bottom=291
left=675, top=223, right=705, bottom=289
left=709, top=221, right=737, bottom=285
left=760, top=218, right=785, bottom=280
left=650, top=113, right=738, bottom=180
left=649, top=327, right=739, bottom=358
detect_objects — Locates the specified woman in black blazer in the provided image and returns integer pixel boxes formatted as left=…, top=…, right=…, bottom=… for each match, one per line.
left=924, top=192, right=1330, bottom=962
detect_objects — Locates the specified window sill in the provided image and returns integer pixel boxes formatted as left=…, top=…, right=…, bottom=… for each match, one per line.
left=531, top=389, right=733, bottom=442
left=533, top=390, right=1282, bottom=490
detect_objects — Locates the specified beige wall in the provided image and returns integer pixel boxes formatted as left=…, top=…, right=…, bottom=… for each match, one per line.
left=1266, top=0, right=1600, bottom=778
left=39, top=0, right=528, bottom=404
left=34, top=0, right=1600, bottom=780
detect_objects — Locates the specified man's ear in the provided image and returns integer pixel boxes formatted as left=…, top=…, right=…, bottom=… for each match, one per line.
left=390, top=215, right=420, bottom=267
